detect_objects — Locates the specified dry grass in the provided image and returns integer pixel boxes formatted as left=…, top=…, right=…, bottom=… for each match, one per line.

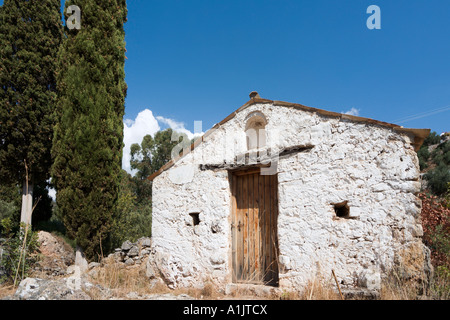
left=297, top=278, right=341, bottom=300
left=87, top=258, right=226, bottom=300
left=429, top=267, right=450, bottom=300
left=88, top=260, right=156, bottom=299
left=170, top=281, right=225, bottom=300
left=89, top=260, right=434, bottom=300
left=279, top=281, right=341, bottom=300
left=380, top=278, right=421, bottom=300
left=379, top=267, right=450, bottom=300
left=378, top=267, right=429, bottom=300
left=4, top=248, right=447, bottom=300
left=0, top=284, right=16, bottom=299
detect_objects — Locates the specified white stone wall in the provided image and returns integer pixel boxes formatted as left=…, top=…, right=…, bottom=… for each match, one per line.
left=151, top=102, right=428, bottom=291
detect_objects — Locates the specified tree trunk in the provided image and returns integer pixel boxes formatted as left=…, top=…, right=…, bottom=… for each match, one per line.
left=20, top=180, right=34, bottom=226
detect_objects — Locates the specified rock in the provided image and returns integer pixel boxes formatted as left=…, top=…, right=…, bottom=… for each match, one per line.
left=126, top=291, right=140, bottom=300
left=66, top=266, right=82, bottom=290
left=37, top=232, right=72, bottom=258
left=146, top=257, right=157, bottom=279
left=88, top=268, right=99, bottom=278
left=140, top=248, right=151, bottom=257
left=75, top=247, right=88, bottom=273
left=358, top=269, right=381, bottom=291
left=88, top=262, right=100, bottom=270
left=145, top=293, right=194, bottom=300
left=66, top=265, right=77, bottom=275
left=138, top=237, right=151, bottom=248
left=34, top=231, right=75, bottom=277
left=121, top=240, right=133, bottom=251
left=127, top=245, right=139, bottom=257
left=12, top=278, right=91, bottom=300
left=124, top=258, right=135, bottom=266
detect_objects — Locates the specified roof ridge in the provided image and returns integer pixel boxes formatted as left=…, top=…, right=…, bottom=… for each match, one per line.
left=148, top=98, right=430, bottom=181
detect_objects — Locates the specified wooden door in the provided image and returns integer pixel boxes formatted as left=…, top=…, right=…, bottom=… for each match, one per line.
left=231, top=169, right=279, bottom=286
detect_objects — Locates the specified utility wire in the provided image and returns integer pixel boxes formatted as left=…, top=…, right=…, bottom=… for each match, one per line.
left=392, top=106, right=450, bottom=124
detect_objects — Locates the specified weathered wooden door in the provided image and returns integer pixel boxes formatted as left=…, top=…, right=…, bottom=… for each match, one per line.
left=231, top=169, right=279, bottom=286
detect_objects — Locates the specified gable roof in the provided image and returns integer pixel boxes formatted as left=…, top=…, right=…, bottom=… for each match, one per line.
left=148, top=96, right=430, bottom=181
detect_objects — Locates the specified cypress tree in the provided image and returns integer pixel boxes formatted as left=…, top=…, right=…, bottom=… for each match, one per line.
left=51, top=0, right=127, bottom=259
left=0, top=0, right=63, bottom=225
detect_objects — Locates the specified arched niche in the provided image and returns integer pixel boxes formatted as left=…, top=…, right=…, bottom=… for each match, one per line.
left=245, top=111, right=267, bottom=150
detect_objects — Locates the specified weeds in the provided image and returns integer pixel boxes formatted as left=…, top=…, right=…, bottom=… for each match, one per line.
left=0, top=222, right=40, bottom=285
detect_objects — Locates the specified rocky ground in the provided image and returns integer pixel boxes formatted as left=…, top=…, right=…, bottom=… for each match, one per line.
left=1, top=231, right=284, bottom=300
left=2, top=231, right=436, bottom=300
left=1, top=232, right=196, bottom=300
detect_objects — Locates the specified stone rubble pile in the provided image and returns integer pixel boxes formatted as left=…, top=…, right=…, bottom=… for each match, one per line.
left=34, top=231, right=75, bottom=278
left=4, top=275, right=193, bottom=300
left=108, top=237, right=152, bottom=266
left=2, top=237, right=197, bottom=300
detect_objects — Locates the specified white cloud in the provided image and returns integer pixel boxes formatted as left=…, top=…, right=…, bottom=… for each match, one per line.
left=122, top=109, right=204, bottom=175
left=156, top=116, right=204, bottom=140
left=342, top=108, right=360, bottom=116
left=48, top=187, right=56, bottom=201
left=46, top=178, right=56, bottom=201
left=123, top=109, right=160, bottom=174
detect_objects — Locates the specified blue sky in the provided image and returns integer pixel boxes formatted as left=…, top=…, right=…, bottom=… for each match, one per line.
left=121, top=0, right=449, bottom=135
left=1, top=0, right=449, bottom=172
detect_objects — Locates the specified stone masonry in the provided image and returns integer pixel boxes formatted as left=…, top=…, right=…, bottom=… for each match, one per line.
left=149, top=95, right=431, bottom=294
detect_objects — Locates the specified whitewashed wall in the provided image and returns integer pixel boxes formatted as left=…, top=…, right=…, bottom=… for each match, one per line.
left=151, top=102, right=430, bottom=292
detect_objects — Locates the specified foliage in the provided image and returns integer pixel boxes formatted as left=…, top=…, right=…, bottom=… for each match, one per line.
left=109, top=170, right=152, bottom=249
left=446, top=183, right=450, bottom=209
left=109, top=129, right=190, bottom=248
left=417, top=134, right=450, bottom=298
left=107, top=129, right=190, bottom=248
left=130, top=128, right=190, bottom=204
left=431, top=140, right=450, bottom=166
left=420, top=192, right=450, bottom=267
left=417, top=146, right=430, bottom=170
left=430, top=265, right=450, bottom=300
left=51, top=0, right=127, bottom=260
left=130, top=129, right=191, bottom=179
left=420, top=131, right=450, bottom=196
left=0, top=223, right=40, bottom=284
left=424, top=163, right=450, bottom=195
left=423, top=131, right=441, bottom=146
left=0, top=200, right=17, bottom=234
left=111, top=206, right=152, bottom=248
left=0, top=0, right=63, bottom=220
left=0, top=218, right=14, bottom=239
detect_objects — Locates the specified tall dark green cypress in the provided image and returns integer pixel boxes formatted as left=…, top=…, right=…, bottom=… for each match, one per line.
left=51, top=0, right=127, bottom=259
left=0, top=0, right=63, bottom=224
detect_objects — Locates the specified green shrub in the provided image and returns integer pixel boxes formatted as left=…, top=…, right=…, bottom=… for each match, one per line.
left=0, top=200, right=19, bottom=237
left=425, top=163, right=450, bottom=195
left=430, top=224, right=450, bottom=262
left=446, top=183, right=450, bottom=209
left=431, top=265, right=450, bottom=300
left=110, top=205, right=152, bottom=249
left=424, top=131, right=441, bottom=146
left=417, top=146, right=430, bottom=170
left=0, top=223, right=40, bottom=285
left=431, top=141, right=450, bottom=166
